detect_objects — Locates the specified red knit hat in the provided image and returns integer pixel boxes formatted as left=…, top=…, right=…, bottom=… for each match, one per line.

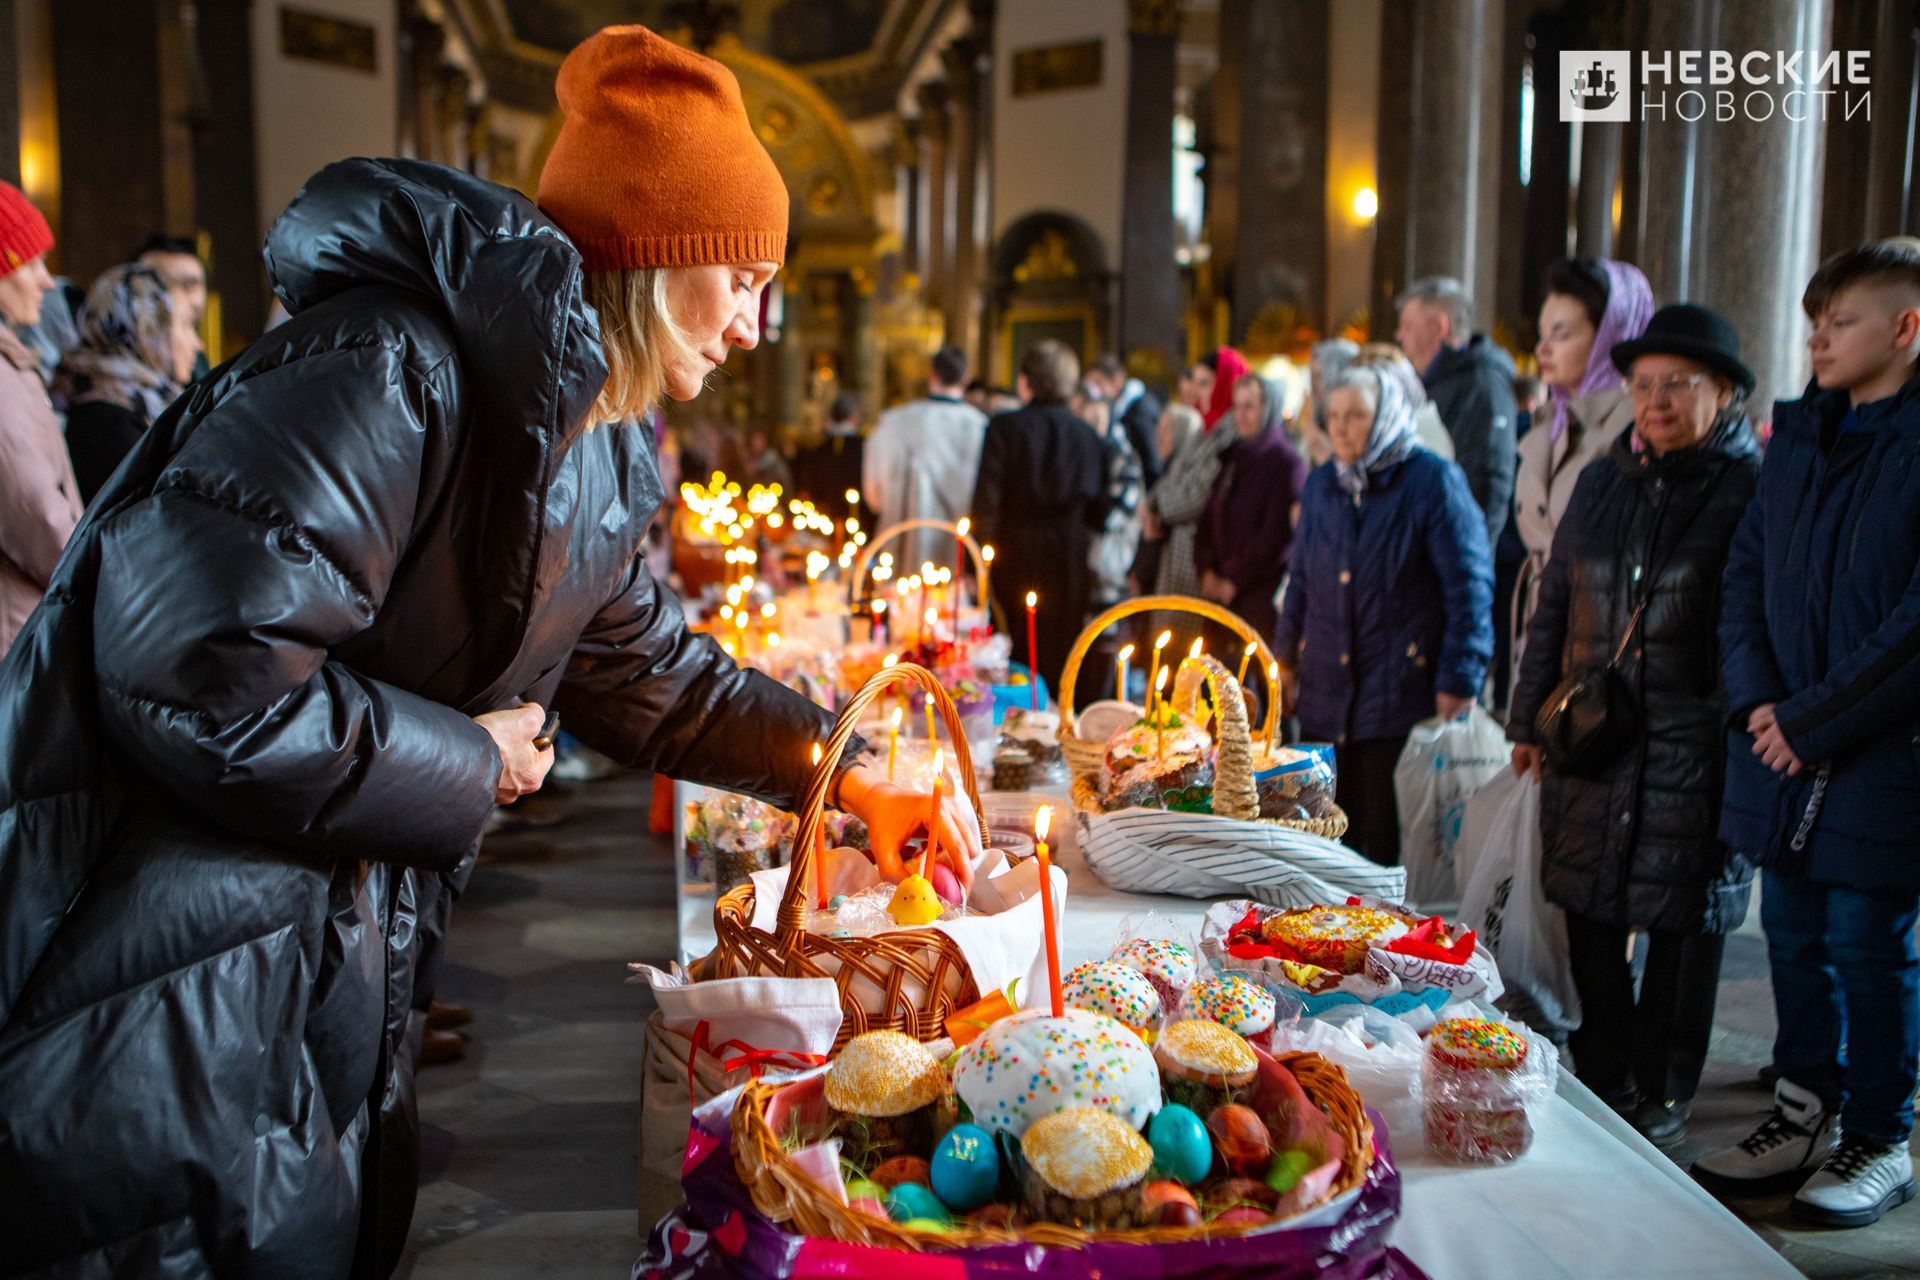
left=0, top=181, right=53, bottom=274
left=538, top=26, right=788, bottom=271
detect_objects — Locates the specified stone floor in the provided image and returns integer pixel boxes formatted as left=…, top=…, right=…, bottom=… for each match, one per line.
left=397, top=770, right=1920, bottom=1279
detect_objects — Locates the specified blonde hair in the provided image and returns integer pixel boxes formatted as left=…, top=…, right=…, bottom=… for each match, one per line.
left=582, top=267, right=703, bottom=425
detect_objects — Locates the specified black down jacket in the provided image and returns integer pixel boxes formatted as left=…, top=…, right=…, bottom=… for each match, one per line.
left=0, top=159, right=836, bottom=1278
left=1508, top=416, right=1762, bottom=933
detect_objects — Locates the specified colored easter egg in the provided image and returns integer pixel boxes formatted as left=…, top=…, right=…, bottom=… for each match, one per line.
left=1141, top=1179, right=1202, bottom=1227
left=900, top=1217, right=951, bottom=1233
left=930, top=861, right=963, bottom=906
left=929, top=1122, right=999, bottom=1211
left=845, top=1178, right=886, bottom=1204
left=885, top=1182, right=949, bottom=1225
left=1265, top=1148, right=1315, bottom=1194
left=829, top=894, right=849, bottom=910
left=870, top=1155, right=931, bottom=1190
left=1207, top=1104, right=1274, bottom=1178
left=1211, top=1205, right=1271, bottom=1228
left=1146, top=1104, right=1212, bottom=1185
left=848, top=1197, right=888, bottom=1219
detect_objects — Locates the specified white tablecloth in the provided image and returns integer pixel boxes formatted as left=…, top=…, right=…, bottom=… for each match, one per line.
left=667, top=780, right=1796, bottom=1279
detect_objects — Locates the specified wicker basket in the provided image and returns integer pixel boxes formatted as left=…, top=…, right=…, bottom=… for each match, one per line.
left=697, top=663, right=994, bottom=1053
left=1059, top=599, right=1348, bottom=841
left=1057, top=595, right=1282, bottom=777
left=730, top=1049, right=1374, bottom=1250
left=849, top=518, right=988, bottom=607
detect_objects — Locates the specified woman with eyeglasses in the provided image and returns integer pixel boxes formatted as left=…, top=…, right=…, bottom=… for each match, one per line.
left=1506, top=304, right=1763, bottom=1148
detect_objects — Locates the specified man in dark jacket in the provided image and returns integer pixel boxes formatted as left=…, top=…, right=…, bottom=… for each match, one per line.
left=1397, top=276, right=1517, bottom=544
left=1694, top=240, right=1920, bottom=1227
left=1088, top=353, right=1164, bottom=487
left=971, top=339, right=1109, bottom=699
left=0, top=30, right=977, bottom=1279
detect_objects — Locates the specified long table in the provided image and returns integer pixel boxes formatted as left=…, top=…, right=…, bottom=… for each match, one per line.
left=667, top=780, right=1797, bottom=1280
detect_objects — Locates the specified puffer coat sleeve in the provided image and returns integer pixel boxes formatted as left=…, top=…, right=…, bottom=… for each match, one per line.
left=554, top=545, right=836, bottom=808
left=90, top=336, right=503, bottom=872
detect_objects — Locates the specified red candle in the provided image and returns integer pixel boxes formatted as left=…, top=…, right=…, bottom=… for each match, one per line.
left=954, top=517, right=971, bottom=627
left=1025, top=591, right=1041, bottom=711
left=1034, top=805, right=1063, bottom=1017
left=810, top=744, right=828, bottom=909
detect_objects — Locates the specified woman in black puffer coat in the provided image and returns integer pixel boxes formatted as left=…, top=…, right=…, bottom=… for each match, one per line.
left=0, top=28, right=978, bottom=1280
left=1508, top=304, right=1762, bottom=1147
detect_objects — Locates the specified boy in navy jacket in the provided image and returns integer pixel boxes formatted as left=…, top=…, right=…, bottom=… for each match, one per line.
left=1694, top=240, right=1920, bottom=1227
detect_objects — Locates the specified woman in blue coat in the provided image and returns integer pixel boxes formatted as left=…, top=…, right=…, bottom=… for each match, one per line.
left=1275, top=366, right=1494, bottom=865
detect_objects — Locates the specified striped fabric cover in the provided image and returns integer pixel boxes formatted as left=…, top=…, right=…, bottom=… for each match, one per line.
left=1074, top=807, right=1408, bottom=907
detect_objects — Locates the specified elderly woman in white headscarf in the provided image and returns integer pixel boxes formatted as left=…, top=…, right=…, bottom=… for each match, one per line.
left=1274, top=366, right=1494, bottom=866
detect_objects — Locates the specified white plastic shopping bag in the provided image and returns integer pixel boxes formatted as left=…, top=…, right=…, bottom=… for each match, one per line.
left=1394, top=706, right=1509, bottom=907
left=1456, top=770, right=1580, bottom=1033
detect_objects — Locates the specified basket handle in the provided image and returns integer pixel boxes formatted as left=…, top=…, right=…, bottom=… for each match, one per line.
left=779, top=662, right=990, bottom=940
left=848, top=519, right=987, bottom=607
left=1173, top=654, right=1260, bottom=820
left=1057, top=594, right=1281, bottom=746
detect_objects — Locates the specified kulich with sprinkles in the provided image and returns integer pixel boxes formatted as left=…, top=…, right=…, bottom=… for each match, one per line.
left=1427, top=1017, right=1529, bottom=1072
left=1018, top=1107, right=1155, bottom=1229
left=1256, top=903, right=1413, bottom=975
left=951, top=1008, right=1161, bottom=1136
left=824, top=1030, right=950, bottom=1163
left=1062, top=960, right=1164, bottom=1035
left=1184, top=973, right=1277, bottom=1039
left=1154, top=1019, right=1258, bottom=1114
left=1110, top=937, right=1199, bottom=1008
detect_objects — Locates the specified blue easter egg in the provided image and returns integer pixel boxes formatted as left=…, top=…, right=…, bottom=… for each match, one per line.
left=929, top=1122, right=999, bottom=1211
left=829, top=894, right=848, bottom=910
left=1147, top=1104, right=1212, bottom=1185
left=885, top=1182, right=950, bottom=1224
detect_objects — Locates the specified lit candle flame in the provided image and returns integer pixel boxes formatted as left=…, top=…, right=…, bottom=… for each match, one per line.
left=845, top=488, right=860, bottom=506
left=891, top=705, right=903, bottom=728
left=982, top=545, right=995, bottom=563
left=1035, top=804, right=1052, bottom=844
left=1156, top=665, right=1170, bottom=691
left=956, top=516, right=971, bottom=539
left=1189, top=637, right=1203, bottom=659
left=1119, top=643, right=1135, bottom=662
left=1154, top=629, right=1172, bottom=652
left=1025, top=590, right=1038, bottom=608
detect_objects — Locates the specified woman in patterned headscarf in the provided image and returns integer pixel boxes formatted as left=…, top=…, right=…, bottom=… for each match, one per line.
left=55, top=263, right=199, bottom=503
left=1274, top=366, right=1494, bottom=865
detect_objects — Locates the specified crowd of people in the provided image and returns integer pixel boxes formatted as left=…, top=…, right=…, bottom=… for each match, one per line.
left=774, top=239, right=1920, bottom=1230
left=2, top=134, right=1918, bottom=1243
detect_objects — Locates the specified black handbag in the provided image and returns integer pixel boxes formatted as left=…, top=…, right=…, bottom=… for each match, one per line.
left=1534, top=464, right=1730, bottom=778
left=1535, top=598, right=1650, bottom=777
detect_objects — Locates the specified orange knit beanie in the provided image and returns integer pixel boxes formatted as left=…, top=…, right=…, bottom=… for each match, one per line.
left=538, top=25, right=788, bottom=271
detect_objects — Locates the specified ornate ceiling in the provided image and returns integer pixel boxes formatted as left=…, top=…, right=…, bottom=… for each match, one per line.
left=448, top=0, right=962, bottom=119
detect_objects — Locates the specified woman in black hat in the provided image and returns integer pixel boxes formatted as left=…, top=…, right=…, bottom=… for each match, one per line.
left=1506, top=303, right=1763, bottom=1146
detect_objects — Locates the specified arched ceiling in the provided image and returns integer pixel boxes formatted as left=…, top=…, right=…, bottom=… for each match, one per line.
left=448, top=0, right=964, bottom=119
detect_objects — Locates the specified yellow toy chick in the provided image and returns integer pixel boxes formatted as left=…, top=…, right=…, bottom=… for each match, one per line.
left=887, top=873, right=944, bottom=927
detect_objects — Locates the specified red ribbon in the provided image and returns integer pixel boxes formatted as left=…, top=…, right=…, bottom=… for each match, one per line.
left=686, top=1019, right=829, bottom=1108
left=1223, top=903, right=1477, bottom=965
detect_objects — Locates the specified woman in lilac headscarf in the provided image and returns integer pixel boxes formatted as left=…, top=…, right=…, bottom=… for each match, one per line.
left=1511, top=257, right=1653, bottom=677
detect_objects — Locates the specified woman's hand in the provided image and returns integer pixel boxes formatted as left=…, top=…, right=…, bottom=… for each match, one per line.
left=1435, top=692, right=1473, bottom=721
left=1201, top=570, right=1235, bottom=604
left=476, top=703, right=554, bottom=804
left=836, top=762, right=982, bottom=892
left=1511, top=742, right=1543, bottom=780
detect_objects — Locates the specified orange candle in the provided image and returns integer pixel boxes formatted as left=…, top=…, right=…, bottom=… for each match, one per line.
left=1034, top=805, right=1063, bottom=1017
left=920, top=748, right=946, bottom=877
left=1025, top=591, right=1041, bottom=711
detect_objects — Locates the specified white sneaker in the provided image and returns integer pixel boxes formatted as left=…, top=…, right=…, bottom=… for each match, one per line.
left=1793, top=1137, right=1916, bottom=1227
left=1692, top=1077, right=1838, bottom=1196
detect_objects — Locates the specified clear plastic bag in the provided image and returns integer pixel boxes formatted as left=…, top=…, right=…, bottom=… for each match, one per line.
left=1418, top=1009, right=1557, bottom=1165
left=1271, top=1004, right=1426, bottom=1141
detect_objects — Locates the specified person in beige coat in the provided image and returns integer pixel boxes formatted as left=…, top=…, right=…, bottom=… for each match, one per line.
left=1512, top=257, right=1653, bottom=682
left=0, top=181, right=80, bottom=659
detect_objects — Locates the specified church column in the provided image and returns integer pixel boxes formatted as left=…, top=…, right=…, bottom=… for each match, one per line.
left=405, top=16, right=444, bottom=164
left=943, top=36, right=987, bottom=360
left=0, top=0, right=21, bottom=185
left=1378, top=0, right=1505, bottom=326
left=1574, top=122, right=1620, bottom=258
left=1639, top=0, right=1831, bottom=409
left=438, top=66, right=471, bottom=172
left=898, top=115, right=922, bottom=281
left=1820, top=0, right=1918, bottom=254
left=916, top=81, right=950, bottom=316
left=1118, top=0, right=1181, bottom=369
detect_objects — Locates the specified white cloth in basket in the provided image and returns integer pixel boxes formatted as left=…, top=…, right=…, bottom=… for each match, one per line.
left=1075, top=806, right=1407, bottom=907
